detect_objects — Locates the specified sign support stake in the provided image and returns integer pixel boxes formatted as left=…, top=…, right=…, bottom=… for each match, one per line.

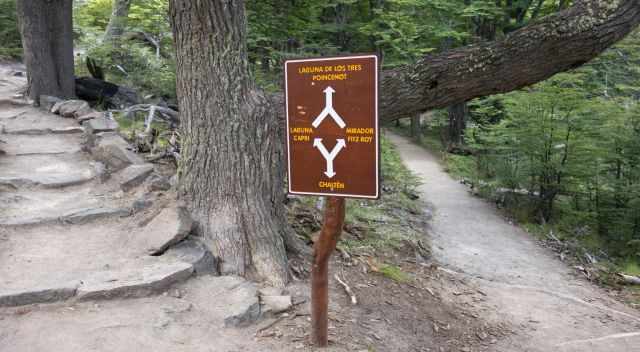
left=311, top=196, right=346, bottom=347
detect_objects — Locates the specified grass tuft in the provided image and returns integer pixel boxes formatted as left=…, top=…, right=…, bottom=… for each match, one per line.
left=379, top=264, right=411, bottom=283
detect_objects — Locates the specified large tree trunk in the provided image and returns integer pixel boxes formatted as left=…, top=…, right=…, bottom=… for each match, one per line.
left=169, top=0, right=288, bottom=286
left=103, top=0, right=133, bottom=43
left=410, top=113, right=421, bottom=141
left=16, top=0, right=74, bottom=103
left=379, top=0, right=640, bottom=121
left=447, top=103, right=468, bottom=146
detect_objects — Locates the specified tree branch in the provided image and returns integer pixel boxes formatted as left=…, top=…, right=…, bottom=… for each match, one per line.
left=379, top=0, right=640, bottom=121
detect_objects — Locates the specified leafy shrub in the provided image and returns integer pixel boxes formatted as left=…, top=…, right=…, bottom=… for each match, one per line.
left=74, top=0, right=175, bottom=98
left=74, top=0, right=112, bottom=32
left=76, top=39, right=176, bottom=98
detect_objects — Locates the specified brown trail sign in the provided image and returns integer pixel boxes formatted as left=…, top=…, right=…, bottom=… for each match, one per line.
left=284, top=55, right=379, bottom=347
left=285, top=55, right=379, bottom=199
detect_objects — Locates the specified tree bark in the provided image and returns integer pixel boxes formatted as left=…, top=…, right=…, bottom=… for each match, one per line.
left=447, top=103, right=468, bottom=146
left=379, top=0, right=640, bottom=121
left=410, top=113, right=421, bottom=141
left=104, top=0, right=133, bottom=43
left=16, top=0, right=74, bottom=103
left=169, top=0, right=288, bottom=286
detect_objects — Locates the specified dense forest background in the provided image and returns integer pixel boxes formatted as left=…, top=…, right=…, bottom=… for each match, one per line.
left=1, top=0, right=638, bottom=276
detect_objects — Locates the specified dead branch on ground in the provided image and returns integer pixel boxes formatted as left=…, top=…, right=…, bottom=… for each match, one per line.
left=334, top=274, right=357, bottom=305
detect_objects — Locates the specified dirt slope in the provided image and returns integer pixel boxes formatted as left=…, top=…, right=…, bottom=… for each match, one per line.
left=386, top=131, right=640, bottom=352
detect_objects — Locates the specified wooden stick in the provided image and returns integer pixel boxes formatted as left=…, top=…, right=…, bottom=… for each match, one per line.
left=311, top=197, right=345, bottom=348
left=255, top=316, right=286, bottom=336
left=618, top=273, right=640, bottom=285
left=334, top=274, right=357, bottom=305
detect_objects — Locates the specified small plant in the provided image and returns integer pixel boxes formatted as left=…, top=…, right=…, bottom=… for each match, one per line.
left=378, top=264, right=410, bottom=283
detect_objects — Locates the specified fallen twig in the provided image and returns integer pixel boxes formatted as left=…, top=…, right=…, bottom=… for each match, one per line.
left=121, top=104, right=179, bottom=126
left=146, top=150, right=172, bottom=162
left=336, top=246, right=351, bottom=261
left=255, top=316, right=286, bottom=336
left=334, top=274, right=357, bottom=305
left=547, top=230, right=562, bottom=244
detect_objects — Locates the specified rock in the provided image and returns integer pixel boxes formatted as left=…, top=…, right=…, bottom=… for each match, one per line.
left=0, top=98, right=27, bottom=108
left=164, top=239, right=218, bottom=275
left=132, top=194, right=154, bottom=213
left=133, top=206, right=193, bottom=255
left=94, top=161, right=109, bottom=182
left=77, top=111, right=103, bottom=123
left=90, top=133, right=144, bottom=171
left=148, top=174, right=171, bottom=192
left=259, top=287, right=284, bottom=297
left=0, top=283, right=79, bottom=307
left=52, top=100, right=91, bottom=118
left=52, top=126, right=85, bottom=134
left=218, top=277, right=261, bottom=327
left=39, top=95, right=62, bottom=111
left=74, top=106, right=94, bottom=119
left=61, top=207, right=131, bottom=225
left=76, top=261, right=194, bottom=301
left=260, top=295, right=292, bottom=315
left=116, top=163, right=154, bottom=192
left=83, top=117, right=119, bottom=133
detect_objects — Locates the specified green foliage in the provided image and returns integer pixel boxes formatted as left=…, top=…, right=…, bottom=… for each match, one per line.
left=76, top=39, right=175, bottom=98
left=471, top=84, right=639, bottom=258
left=430, top=29, right=640, bottom=267
left=392, top=24, right=640, bottom=269
left=292, top=135, right=423, bottom=254
left=74, top=0, right=175, bottom=98
left=128, top=0, right=170, bottom=37
left=74, top=0, right=113, bottom=31
left=75, top=0, right=169, bottom=36
left=380, top=134, right=422, bottom=196
left=622, top=261, right=640, bottom=277
left=442, top=154, right=475, bottom=181
left=0, top=0, right=22, bottom=59
left=378, top=264, right=411, bottom=283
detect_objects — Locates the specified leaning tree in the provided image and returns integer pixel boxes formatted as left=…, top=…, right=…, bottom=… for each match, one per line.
left=16, top=0, right=75, bottom=102
left=168, top=0, right=640, bottom=286
left=103, top=0, right=134, bottom=43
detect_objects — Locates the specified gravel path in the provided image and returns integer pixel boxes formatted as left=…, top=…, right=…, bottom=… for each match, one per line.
left=387, top=131, right=640, bottom=352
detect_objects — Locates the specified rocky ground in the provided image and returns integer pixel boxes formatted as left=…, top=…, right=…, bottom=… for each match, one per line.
left=0, top=63, right=287, bottom=351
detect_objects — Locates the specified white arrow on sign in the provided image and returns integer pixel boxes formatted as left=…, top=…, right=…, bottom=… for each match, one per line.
left=312, top=86, right=346, bottom=129
left=313, top=138, right=346, bottom=178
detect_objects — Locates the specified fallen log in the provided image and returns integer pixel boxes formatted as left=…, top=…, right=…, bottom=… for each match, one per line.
left=75, top=77, right=139, bottom=109
left=617, top=273, right=640, bottom=285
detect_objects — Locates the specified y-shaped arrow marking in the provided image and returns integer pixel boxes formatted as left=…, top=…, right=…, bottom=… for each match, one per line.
left=313, top=138, right=346, bottom=178
left=312, top=86, right=346, bottom=129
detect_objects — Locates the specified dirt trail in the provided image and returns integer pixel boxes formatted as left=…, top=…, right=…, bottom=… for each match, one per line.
left=387, top=131, right=640, bottom=352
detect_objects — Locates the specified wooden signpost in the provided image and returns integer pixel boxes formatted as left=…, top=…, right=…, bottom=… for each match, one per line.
left=284, top=55, right=379, bottom=347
